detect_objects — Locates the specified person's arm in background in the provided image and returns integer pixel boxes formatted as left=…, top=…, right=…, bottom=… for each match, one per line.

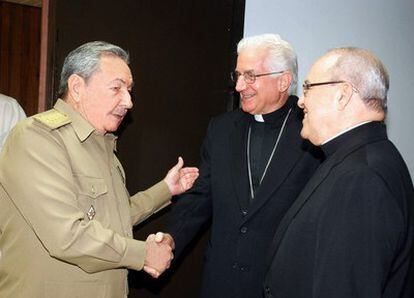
left=0, top=94, right=26, bottom=151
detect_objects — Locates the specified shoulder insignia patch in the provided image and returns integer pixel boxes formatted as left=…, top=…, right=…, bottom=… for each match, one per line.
left=33, top=109, right=71, bottom=130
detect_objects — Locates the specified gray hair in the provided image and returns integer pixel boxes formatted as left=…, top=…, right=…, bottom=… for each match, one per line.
left=58, top=41, right=129, bottom=98
left=237, top=33, right=298, bottom=95
left=326, top=47, right=389, bottom=113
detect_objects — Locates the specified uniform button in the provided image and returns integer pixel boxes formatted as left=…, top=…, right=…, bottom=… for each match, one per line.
left=240, top=266, right=248, bottom=271
left=241, top=210, right=248, bottom=216
left=232, top=262, right=238, bottom=269
left=240, top=226, right=248, bottom=233
left=265, top=286, right=271, bottom=295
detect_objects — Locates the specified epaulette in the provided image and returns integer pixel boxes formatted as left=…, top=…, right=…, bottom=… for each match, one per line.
left=33, top=109, right=71, bottom=130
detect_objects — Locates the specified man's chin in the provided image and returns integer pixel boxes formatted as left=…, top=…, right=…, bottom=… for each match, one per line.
left=105, top=122, right=122, bottom=133
left=301, top=131, right=319, bottom=146
left=241, top=103, right=255, bottom=114
left=300, top=129, right=308, bottom=141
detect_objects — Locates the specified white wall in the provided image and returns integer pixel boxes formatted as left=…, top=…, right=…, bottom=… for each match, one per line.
left=244, top=0, right=414, bottom=177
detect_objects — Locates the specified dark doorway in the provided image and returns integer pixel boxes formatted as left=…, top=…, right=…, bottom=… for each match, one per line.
left=48, top=0, right=244, bottom=297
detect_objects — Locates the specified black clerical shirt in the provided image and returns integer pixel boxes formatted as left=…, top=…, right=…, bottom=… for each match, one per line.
left=249, top=97, right=295, bottom=199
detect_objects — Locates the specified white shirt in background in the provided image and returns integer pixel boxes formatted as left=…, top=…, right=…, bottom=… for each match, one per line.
left=0, top=93, right=26, bottom=152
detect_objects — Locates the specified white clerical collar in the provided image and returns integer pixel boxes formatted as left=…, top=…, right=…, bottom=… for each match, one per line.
left=321, top=121, right=372, bottom=145
left=254, top=114, right=265, bottom=122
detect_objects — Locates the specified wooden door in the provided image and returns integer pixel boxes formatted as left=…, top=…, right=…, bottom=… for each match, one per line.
left=0, top=1, right=41, bottom=116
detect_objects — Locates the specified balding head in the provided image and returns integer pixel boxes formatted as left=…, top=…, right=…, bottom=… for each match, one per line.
left=297, top=47, right=387, bottom=145
left=324, top=47, right=389, bottom=114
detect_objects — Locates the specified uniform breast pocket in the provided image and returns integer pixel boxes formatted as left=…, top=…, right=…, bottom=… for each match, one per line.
left=75, top=176, right=108, bottom=221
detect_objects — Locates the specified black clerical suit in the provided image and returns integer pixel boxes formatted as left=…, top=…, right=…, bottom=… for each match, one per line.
left=167, top=96, right=322, bottom=298
left=263, top=121, right=414, bottom=298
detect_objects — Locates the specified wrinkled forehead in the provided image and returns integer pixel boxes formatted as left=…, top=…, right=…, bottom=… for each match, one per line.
left=236, top=47, right=268, bottom=71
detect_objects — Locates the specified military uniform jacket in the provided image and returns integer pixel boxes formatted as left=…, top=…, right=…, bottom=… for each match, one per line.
left=0, top=99, right=171, bottom=298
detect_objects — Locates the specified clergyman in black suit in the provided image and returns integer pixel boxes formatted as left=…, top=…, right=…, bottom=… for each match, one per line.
left=156, top=34, right=322, bottom=297
left=263, top=47, right=414, bottom=298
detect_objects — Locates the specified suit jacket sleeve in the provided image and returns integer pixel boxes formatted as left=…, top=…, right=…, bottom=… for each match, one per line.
left=166, top=119, right=214, bottom=257
left=0, top=122, right=170, bottom=273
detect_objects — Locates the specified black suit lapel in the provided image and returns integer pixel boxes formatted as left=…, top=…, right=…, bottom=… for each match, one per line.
left=264, top=121, right=388, bottom=273
left=229, top=113, right=251, bottom=212
left=263, top=154, right=335, bottom=273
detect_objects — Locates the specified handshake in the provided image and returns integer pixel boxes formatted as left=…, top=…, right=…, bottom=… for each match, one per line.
left=143, top=232, right=175, bottom=278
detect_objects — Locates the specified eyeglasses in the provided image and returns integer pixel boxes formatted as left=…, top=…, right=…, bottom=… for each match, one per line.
left=302, top=80, right=359, bottom=96
left=230, top=70, right=284, bottom=84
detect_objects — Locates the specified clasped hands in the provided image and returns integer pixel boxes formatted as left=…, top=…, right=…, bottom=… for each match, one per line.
left=144, top=232, right=175, bottom=278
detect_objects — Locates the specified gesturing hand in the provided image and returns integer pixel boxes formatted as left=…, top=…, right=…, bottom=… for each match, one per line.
left=164, top=157, right=199, bottom=196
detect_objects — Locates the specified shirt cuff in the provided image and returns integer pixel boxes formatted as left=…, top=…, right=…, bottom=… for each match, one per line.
left=121, top=238, right=147, bottom=271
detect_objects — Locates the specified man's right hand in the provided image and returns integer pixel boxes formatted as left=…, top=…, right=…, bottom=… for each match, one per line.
left=143, top=233, right=174, bottom=278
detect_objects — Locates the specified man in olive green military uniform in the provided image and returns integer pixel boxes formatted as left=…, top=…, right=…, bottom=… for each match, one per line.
left=0, top=41, right=199, bottom=297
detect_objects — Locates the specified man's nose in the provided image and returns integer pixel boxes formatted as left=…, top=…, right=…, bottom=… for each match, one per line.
left=123, top=91, right=133, bottom=109
left=235, top=76, right=247, bottom=92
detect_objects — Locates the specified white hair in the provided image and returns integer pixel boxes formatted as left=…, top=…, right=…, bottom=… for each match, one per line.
left=237, top=33, right=298, bottom=95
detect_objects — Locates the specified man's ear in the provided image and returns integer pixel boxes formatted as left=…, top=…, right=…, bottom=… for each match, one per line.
left=336, top=82, right=354, bottom=111
left=278, top=72, right=293, bottom=93
left=67, top=74, right=85, bottom=102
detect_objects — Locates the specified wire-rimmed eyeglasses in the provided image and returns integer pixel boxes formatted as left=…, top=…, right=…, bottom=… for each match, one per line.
left=302, top=80, right=359, bottom=96
left=231, top=70, right=284, bottom=84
